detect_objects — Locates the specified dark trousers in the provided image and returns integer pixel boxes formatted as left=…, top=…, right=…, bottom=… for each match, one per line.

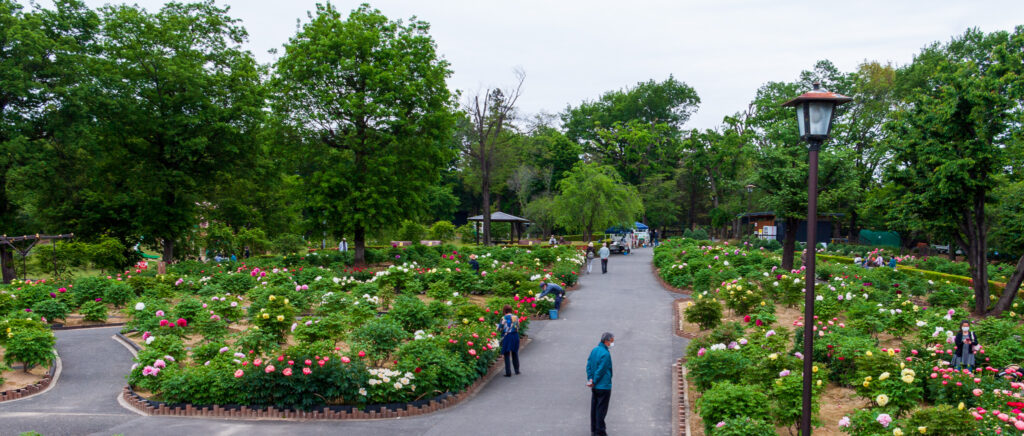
left=503, top=351, right=519, bottom=376
left=554, top=295, right=563, bottom=310
left=591, top=388, right=611, bottom=435
left=601, top=259, right=608, bottom=273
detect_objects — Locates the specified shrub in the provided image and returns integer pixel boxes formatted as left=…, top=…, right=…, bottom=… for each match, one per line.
left=397, top=220, right=427, bottom=243
left=455, top=223, right=476, bottom=242
left=271, top=233, right=305, bottom=255
left=350, top=318, right=407, bottom=364
left=214, top=273, right=255, bottom=295
left=103, top=282, right=135, bottom=307
left=292, top=315, right=347, bottom=344
left=684, top=293, right=723, bottom=330
left=4, top=326, right=55, bottom=371
left=696, top=381, right=770, bottom=434
left=71, top=276, right=110, bottom=306
left=232, top=328, right=280, bottom=356
left=904, top=404, right=974, bottom=436
left=86, top=236, right=128, bottom=271
left=32, top=299, right=70, bottom=322
left=689, top=349, right=751, bottom=391
left=428, top=220, right=456, bottom=242
left=79, top=300, right=108, bottom=322
left=769, top=367, right=827, bottom=430
left=710, top=417, right=776, bottom=436
left=388, top=295, right=433, bottom=333
left=396, top=338, right=474, bottom=395
left=248, top=293, right=297, bottom=339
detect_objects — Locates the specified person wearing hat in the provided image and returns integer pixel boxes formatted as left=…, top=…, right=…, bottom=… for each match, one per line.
left=338, top=237, right=348, bottom=252
left=538, top=281, right=565, bottom=310
left=469, top=254, right=480, bottom=273
left=585, top=242, right=596, bottom=274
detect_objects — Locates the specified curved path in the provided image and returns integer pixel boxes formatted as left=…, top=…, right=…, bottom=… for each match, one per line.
left=0, top=247, right=685, bottom=435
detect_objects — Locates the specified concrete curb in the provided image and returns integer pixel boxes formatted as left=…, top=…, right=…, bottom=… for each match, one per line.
left=119, top=338, right=532, bottom=421
left=0, top=349, right=61, bottom=403
left=651, top=263, right=691, bottom=295
left=50, top=322, right=127, bottom=331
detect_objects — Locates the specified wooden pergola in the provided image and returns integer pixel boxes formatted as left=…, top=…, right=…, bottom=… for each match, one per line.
left=466, top=212, right=531, bottom=244
left=0, top=233, right=74, bottom=282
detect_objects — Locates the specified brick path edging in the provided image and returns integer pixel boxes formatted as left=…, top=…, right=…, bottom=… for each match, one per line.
left=0, top=354, right=57, bottom=403
left=121, top=338, right=531, bottom=420
left=673, top=359, right=692, bottom=436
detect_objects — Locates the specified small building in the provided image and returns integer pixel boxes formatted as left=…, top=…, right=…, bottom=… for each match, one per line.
left=739, top=212, right=842, bottom=244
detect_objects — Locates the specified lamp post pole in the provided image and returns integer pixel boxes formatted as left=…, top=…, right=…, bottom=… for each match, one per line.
left=801, top=139, right=821, bottom=436
left=782, top=82, right=851, bottom=436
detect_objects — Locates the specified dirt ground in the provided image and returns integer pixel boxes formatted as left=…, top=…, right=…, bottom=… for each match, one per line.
left=0, top=351, right=49, bottom=392
left=677, top=301, right=864, bottom=436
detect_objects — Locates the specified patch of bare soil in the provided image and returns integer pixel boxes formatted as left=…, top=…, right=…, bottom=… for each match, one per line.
left=0, top=361, right=48, bottom=392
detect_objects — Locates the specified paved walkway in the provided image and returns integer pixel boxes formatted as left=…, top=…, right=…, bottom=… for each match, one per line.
left=0, top=247, right=685, bottom=436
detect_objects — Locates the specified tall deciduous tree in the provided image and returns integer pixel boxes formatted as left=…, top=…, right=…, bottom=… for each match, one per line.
left=464, top=72, right=524, bottom=245
left=272, top=4, right=457, bottom=264
left=554, top=162, right=643, bottom=242
left=885, top=27, right=1024, bottom=315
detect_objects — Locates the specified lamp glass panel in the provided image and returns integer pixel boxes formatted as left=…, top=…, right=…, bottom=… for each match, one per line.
left=808, top=101, right=834, bottom=136
left=795, top=103, right=807, bottom=136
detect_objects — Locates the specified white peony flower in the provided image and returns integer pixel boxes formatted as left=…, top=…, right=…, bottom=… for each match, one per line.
left=135, top=302, right=146, bottom=311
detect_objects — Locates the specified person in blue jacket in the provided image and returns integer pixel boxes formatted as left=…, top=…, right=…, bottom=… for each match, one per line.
left=586, top=332, right=614, bottom=436
left=498, top=305, right=521, bottom=377
left=538, top=281, right=565, bottom=310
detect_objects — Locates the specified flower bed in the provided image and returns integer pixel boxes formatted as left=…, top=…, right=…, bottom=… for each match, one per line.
left=656, top=238, right=1024, bottom=436
left=117, top=245, right=582, bottom=412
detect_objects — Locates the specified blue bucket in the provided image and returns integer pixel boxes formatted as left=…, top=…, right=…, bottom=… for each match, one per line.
left=549, top=309, right=558, bottom=320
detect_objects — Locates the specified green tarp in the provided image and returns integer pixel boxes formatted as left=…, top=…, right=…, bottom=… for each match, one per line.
left=859, top=229, right=900, bottom=247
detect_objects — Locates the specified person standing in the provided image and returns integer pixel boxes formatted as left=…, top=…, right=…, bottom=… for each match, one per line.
left=498, top=305, right=520, bottom=377
left=538, top=281, right=565, bottom=311
left=469, top=254, right=480, bottom=274
left=585, top=242, right=596, bottom=274
left=586, top=332, right=614, bottom=436
left=888, top=256, right=898, bottom=270
left=549, top=235, right=558, bottom=246
left=953, top=320, right=979, bottom=371
left=339, top=238, right=349, bottom=252
left=598, top=243, right=611, bottom=274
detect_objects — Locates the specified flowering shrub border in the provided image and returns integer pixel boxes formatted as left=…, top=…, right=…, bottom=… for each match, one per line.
left=0, top=357, right=57, bottom=403
left=654, top=262, right=691, bottom=295
left=120, top=338, right=530, bottom=420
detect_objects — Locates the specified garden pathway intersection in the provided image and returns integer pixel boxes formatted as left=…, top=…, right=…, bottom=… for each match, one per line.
left=0, top=247, right=685, bottom=435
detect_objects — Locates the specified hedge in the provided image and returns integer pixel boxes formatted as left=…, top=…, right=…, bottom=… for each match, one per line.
left=813, top=253, right=1006, bottom=290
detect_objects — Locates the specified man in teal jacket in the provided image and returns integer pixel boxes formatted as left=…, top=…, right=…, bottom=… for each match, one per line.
left=586, top=332, right=614, bottom=436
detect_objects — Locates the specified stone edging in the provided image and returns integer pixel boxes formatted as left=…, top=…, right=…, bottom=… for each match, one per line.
left=652, top=263, right=690, bottom=295
left=121, top=337, right=531, bottom=420
left=51, top=322, right=127, bottom=331
left=673, top=359, right=692, bottom=436
left=0, top=353, right=58, bottom=403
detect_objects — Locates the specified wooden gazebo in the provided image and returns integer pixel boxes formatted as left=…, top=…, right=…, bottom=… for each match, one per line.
left=466, top=212, right=531, bottom=244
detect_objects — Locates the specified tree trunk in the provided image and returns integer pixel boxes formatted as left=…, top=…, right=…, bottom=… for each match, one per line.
left=481, top=160, right=491, bottom=246
left=989, top=253, right=1024, bottom=316
left=848, top=209, right=858, bottom=242
left=959, top=195, right=990, bottom=315
left=354, top=225, right=366, bottom=266
left=162, top=239, right=175, bottom=264
left=0, top=245, right=14, bottom=284
left=781, top=217, right=798, bottom=271
left=948, top=243, right=956, bottom=261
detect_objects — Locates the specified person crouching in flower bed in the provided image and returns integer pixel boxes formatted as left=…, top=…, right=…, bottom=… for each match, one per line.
left=538, top=281, right=565, bottom=310
left=498, top=305, right=521, bottom=377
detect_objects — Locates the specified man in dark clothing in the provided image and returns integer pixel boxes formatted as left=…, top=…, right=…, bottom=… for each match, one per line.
left=469, top=254, right=480, bottom=273
left=538, top=281, right=565, bottom=310
left=586, top=332, right=614, bottom=436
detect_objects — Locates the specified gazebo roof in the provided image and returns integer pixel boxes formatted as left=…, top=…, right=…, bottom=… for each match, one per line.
left=466, top=211, right=531, bottom=223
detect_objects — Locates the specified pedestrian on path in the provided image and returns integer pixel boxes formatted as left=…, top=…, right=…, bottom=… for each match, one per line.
left=586, top=332, right=614, bottom=436
left=499, top=305, right=521, bottom=377
left=338, top=238, right=348, bottom=252
left=537, top=281, right=565, bottom=310
left=598, top=243, right=611, bottom=274
left=585, top=242, right=596, bottom=274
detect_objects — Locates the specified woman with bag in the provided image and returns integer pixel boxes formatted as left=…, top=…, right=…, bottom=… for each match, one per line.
left=585, top=242, right=596, bottom=274
left=498, top=305, right=521, bottom=377
left=952, top=320, right=979, bottom=371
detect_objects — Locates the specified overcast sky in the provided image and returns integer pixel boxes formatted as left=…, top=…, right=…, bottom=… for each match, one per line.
left=37, top=0, right=1024, bottom=129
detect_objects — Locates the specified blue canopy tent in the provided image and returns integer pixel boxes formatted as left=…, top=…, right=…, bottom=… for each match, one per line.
left=605, top=222, right=648, bottom=234
left=634, top=222, right=649, bottom=230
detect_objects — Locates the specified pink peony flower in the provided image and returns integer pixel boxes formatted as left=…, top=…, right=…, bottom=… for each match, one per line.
left=358, top=351, right=366, bottom=357
left=838, top=416, right=851, bottom=427
left=156, top=310, right=165, bottom=316
left=302, top=367, right=312, bottom=375
left=876, top=413, right=892, bottom=427
left=341, top=356, right=351, bottom=363
left=176, top=318, right=187, bottom=328
left=234, top=369, right=244, bottom=378
left=265, top=365, right=276, bottom=373
left=282, top=368, right=293, bottom=376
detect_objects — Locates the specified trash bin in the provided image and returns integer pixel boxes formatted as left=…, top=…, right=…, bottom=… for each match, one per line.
left=549, top=309, right=558, bottom=320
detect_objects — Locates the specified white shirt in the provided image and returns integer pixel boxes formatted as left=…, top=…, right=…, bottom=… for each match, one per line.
left=339, top=241, right=348, bottom=252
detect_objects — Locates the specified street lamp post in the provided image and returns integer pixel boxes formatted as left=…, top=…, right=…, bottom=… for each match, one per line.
left=782, top=82, right=851, bottom=436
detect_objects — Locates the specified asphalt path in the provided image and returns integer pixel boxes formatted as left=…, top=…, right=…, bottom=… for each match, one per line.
left=0, top=246, right=685, bottom=436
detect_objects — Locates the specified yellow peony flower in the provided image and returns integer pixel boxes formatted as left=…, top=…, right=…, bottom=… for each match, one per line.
left=865, top=376, right=873, bottom=381
left=893, top=429, right=903, bottom=436
left=902, top=374, right=914, bottom=384
left=918, top=427, right=927, bottom=434
left=262, top=313, right=270, bottom=319
left=817, top=379, right=822, bottom=387
left=958, top=402, right=965, bottom=410
left=812, top=365, right=819, bottom=373
left=769, top=353, right=778, bottom=360
left=887, top=349, right=896, bottom=357
left=284, top=298, right=289, bottom=304
left=276, top=315, right=284, bottom=321
left=863, top=381, right=871, bottom=388
left=866, top=351, right=873, bottom=356
left=879, top=372, right=890, bottom=381
left=269, top=295, right=276, bottom=301
left=876, top=394, right=889, bottom=407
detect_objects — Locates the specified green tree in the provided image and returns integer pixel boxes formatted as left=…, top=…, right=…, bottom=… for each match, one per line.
left=272, top=4, right=457, bottom=264
left=746, top=76, right=856, bottom=270
left=884, top=27, right=1024, bottom=314
left=554, top=163, right=643, bottom=242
